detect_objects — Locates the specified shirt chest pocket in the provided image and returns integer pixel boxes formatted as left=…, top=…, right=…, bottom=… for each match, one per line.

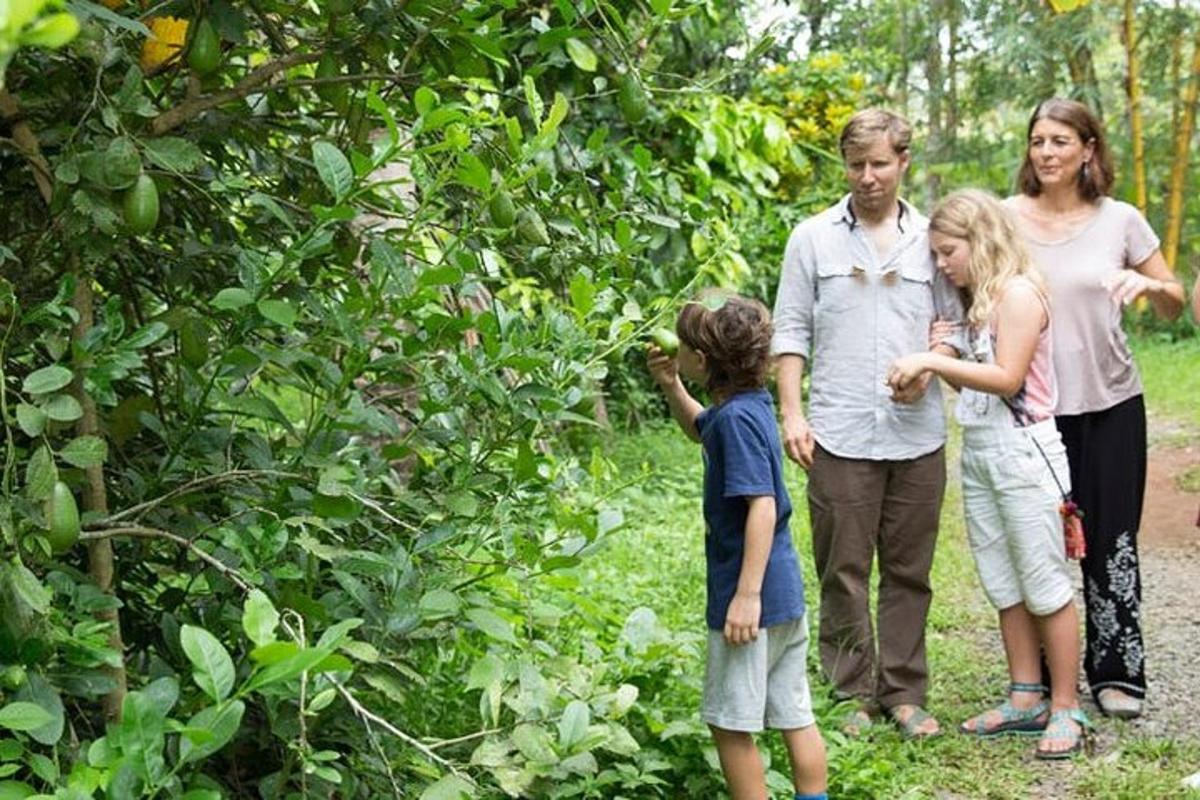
left=894, top=261, right=935, bottom=320
left=815, top=262, right=866, bottom=315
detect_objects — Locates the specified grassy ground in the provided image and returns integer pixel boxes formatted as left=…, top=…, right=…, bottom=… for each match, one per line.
left=583, top=336, right=1200, bottom=799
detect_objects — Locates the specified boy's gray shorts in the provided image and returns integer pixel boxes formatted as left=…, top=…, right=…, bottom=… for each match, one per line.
left=701, top=614, right=815, bottom=733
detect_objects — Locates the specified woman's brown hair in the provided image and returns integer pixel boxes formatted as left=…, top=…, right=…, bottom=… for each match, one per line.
left=676, top=293, right=773, bottom=397
left=1016, top=98, right=1114, bottom=201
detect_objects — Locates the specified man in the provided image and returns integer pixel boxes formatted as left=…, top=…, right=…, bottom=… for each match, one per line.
left=771, top=108, right=964, bottom=738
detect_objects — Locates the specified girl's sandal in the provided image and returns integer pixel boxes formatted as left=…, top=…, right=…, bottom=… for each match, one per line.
left=959, top=682, right=1050, bottom=738
left=1035, top=708, right=1091, bottom=760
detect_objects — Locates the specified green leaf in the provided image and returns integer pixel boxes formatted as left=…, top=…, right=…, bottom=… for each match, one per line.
left=143, top=137, right=205, bottom=173
left=420, top=775, right=475, bottom=800
left=312, top=141, right=353, bottom=201
left=15, top=404, right=45, bottom=437
left=22, top=365, right=72, bottom=395
left=418, top=589, right=460, bottom=620
left=60, top=435, right=107, bottom=468
left=522, top=75, right=544, bottom=125
left=242, top=589, right=279, bottom=647
left=241, top=647, right=332, bottom=695
left=454, top=152, right=490, bottom=193
left=178, top=700, right=245, bottom=764
left=117, top=689, right=166, bottom=784
left=558, top=699, right=589, bottom=749
left=180, top=625, right=235, bottom=703
left=41, top=394, right=82, bottom=423
left=18, top=12, right=80, bottom=48
left=24, top=446, right=56, bottom=502
left=102, top=138, right=141, bottom=191
left=249, top=641, right=299, bottom=665
left=464, top=608, right=517, bottom=645
left=564, top=38, right=598, bottom=72
left=123, top=321, right=169, bottom=350
left=256, top=299, right=297, bottom=327
left=0, top=703, right=52, bottom=732
left=540, top=92, right=569, bottom=137
left=14, top=674, right=64, bottom=746
left=466, top=653, right=504, bottom=691
left=211, top=287, right=253, bottom=310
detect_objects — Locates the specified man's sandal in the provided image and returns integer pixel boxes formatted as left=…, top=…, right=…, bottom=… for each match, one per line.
left=1035, top=707, right=1091, bottom=760
left=887, top=704, right=940, bottom=739
left=959, top=682, right=1050, bottom=738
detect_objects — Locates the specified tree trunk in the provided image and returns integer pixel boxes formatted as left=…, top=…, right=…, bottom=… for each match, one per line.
left=1164, top=28, right=1200, bottom=270
left=1066, top=44, right=1103, bottom=118
left=1123, top=0, right=1148, bottom=213
left=923, top=0, right=945, bottom=207
left=898, top=0, right=909, bottom=120
left=946, top=0, right=958, bottom=153
left=1171, top=0, right=1183, bottom=132
left=71, top=270, right=128, bottom=721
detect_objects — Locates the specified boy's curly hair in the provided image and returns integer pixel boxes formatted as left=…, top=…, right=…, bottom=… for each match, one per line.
left=676, top=293, right=773, bottom=396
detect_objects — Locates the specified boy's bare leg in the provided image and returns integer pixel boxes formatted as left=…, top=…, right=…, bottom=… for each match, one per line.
left=781, top=724, right=828, bottom=795
left=709, top=726, right=768, bottom=800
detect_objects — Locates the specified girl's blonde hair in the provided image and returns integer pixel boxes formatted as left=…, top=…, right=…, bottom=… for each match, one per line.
left=929, top=189, right=1047, bottom=327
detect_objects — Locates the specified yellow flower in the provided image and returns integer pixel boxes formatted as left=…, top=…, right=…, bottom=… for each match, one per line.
left=140, top=16, right=189, bottom=71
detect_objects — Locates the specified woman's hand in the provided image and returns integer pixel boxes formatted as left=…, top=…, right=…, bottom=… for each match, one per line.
left=646, top=345, right=678, bottom=389
left=1103, top=270, right=1164, bottom=307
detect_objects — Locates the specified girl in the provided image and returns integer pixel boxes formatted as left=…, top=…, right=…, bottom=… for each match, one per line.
left=886, top=190, right=1088, bottom=759
left=647, top=295, right=828, bottom=800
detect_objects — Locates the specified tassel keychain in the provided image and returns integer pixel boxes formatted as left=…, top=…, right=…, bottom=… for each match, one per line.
left=1061, top=499, right=1086, bottom=561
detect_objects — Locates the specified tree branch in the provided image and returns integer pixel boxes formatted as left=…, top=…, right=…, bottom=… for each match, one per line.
left=150, top=50, right=321, bottom=136
left=94, top=469, right=302, bottom=526
left=0, top=88, right=53, bottom=204
left=81, top=525, right=251, bottom=591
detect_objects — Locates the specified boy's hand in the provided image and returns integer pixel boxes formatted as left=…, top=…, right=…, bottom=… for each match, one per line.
left=646, top=345, right=678, bottom=389
left=724, top=592, right=761, bottom=646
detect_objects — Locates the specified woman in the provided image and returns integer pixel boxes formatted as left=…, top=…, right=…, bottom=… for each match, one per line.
left=1006, top=98, right=1185, bottom=719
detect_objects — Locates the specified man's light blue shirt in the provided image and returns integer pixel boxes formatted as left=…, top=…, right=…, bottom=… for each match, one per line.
left=771, top=194, right=966, bottom=461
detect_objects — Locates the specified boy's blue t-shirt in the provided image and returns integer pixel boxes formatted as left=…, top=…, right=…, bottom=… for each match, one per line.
left=694, top=388, right=806, bottom=631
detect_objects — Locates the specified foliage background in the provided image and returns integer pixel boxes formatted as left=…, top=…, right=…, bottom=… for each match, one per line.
left=0, top=0, right=1196, bottom=797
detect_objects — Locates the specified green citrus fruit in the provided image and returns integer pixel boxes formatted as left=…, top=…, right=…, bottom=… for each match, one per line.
left=650, top=327, right=679, bottom=356
left=45, top=480, right=80, bottom=554
left=179, top=317, right=209, bottom=368
left=187, top=19, right=221, bottom=76
left=617, top=74, right=650, bottom=124
left=0, top=664, right=26, bottom=690
left=489, top=191, right=516, bottom=228
left=315, top=54, right=349, bottom=113
left=516, top=208, right=550, bottom=245
left=123, top=174, right=160, bottom=234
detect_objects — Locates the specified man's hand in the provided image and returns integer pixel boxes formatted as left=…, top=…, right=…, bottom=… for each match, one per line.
left=781, top=413, right=815, bottom=469
left=890, top=370, right=932, bottom=404
left=887, top=353, right=931, bottom=403
left=646, top=345, right=677, bottom=389
left=724, top=592, right=762, bottom=646
left=928, top=318, right=960, bottom=350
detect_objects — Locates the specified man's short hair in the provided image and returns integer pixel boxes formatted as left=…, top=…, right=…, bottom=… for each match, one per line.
left=839, top=108, right=912, bottom=158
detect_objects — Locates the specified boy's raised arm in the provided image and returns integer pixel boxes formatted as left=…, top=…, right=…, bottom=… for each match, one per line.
left=648, top=348, right=703, bottom=442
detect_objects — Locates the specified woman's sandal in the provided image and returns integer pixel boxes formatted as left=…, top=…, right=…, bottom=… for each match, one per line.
left=959, top=682, right=1050, bottom=738
left=1035, top=707, right=1091, bottom=760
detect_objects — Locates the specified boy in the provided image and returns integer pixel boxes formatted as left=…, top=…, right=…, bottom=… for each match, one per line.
left=647, top=295, right=828, bottom=800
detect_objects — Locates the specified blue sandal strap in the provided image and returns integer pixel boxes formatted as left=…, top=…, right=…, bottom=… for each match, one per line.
left=1009, top=682, right=1047, bottom=694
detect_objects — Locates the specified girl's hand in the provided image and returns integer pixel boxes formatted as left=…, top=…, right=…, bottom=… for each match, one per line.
left=928, top=318, right=960, bottom=349
left=723, top=592, right=761, bottom=646
left=646, top=345, right=678, bottom=389
left=1103, top=270, right=1163, bottom=307
left=887, top=354, right=928, bottom=390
